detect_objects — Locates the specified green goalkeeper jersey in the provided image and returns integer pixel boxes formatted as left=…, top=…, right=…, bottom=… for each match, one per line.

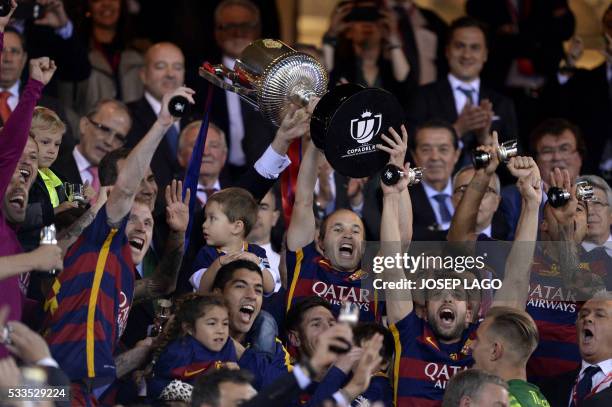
left=508, top=379, right=551, bottom=407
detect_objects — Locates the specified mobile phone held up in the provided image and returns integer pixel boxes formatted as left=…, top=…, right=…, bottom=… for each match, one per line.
left=0, top=0, right=45, bottom=20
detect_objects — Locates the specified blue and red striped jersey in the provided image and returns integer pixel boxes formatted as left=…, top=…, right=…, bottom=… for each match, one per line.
left=43, top=206, right=134, bottom=381
left=286, top=242, right=379, bottom=321
left=147, top=335, right=238, bottom=399
left=526, top=250, right=583, bottom=382
left=389, top=311, right=477, bottom=407
left=238, top=337, right=292, bottom=390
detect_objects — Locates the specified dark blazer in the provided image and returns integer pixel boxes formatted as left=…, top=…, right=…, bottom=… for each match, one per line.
left=210, top=87, right=277, bottom=172
left=541, top=62, right=612, bottom=176
left=406, top=78, right=518, bottom=170
left=51, top=147, right=82, bottom=186
left=540, top=368, right=612, bottom=407
left=126, top=97, right=199, bottom=194
left=362, top=177, right=510, bottom=242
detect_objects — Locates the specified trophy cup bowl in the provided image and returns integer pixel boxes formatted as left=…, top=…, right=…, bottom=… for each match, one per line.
left=472, top=139, right=518, bottom=169
left=64, top=182, right=86, bottom=206
left=200, top=39, right=404, bottom=178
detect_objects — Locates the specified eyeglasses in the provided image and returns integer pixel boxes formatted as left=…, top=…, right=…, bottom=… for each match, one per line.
left=586, top=198, right=610, bottom=211
left=216, top=22, right=259, bottom=33
left=87, top=117, right=127, bottom=145
left=537, top=144, right=578, bottom=161
left=453, top=185, right=498, bottom=196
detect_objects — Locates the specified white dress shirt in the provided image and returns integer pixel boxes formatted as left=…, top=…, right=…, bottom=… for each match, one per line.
left=582, top=234, right=612, bottom=258
left=422, top=180, right=454, bottom=231
left=259, top=242, right=281, bottom=293
left=568, top=359, right=612, bottom=406
left=448, top=73, right=480, bottom=114
left=196, top=179, right=222, bottom=206
left=72, top=146, right=94, bottom=185
left=0, top=80, right=20, bottom=111
left=480, top=224, right=492, bottom=239
left=223, top=56, right=247, bottom=167
left=144, top=91, right=179, bottom=134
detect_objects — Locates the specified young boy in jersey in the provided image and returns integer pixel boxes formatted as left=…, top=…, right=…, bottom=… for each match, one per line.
left=191, top=187, right=275, bottom=296
left=379, top=132, right=541, bottom=406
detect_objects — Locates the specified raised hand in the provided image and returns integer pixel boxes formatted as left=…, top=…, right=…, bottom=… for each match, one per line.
left=29, top=57, right=57, bottom=85
left=273, top=105, right=311, bottom=154
left=548, top=168, right=577, bottom=225
left=454, top=104, right=491, bottom=137
left=507, top=156, right=538, bottom=179
left=34, top=0, right=69, bottom=29
left=475, top=130, right=501, bottom=175
left=377, top=125, right=410, bottom=195
left=516, top=170, right=542, bottom=207
left=32, top=244, right=63, bottom=272
left=159, top=87, right=195, bottom=126
left=0, top=0, right=17, bottom=32
left=165, top=180, right=190, bottom=233
left=326, top=2, right=353, bottom=37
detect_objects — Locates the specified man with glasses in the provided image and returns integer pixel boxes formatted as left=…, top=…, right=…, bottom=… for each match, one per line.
left=52, top=99, right=132, bottom=195
left=500, top=118, right=584, bottom=239
left=210, top=0, right=277, bottom=181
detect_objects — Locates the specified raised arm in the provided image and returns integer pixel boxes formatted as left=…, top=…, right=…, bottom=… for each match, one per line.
left=134, top=181, right=189, bottom=302
left=378, top=145, right=414, bottom=326
left=448, top=133, right=501, bottom=244
left=492, top=157, right=541, bottom=310
left=286, top=139, right=322, bottom=252
left=106, top=87, right=195, bottom=224
left=377, top=125, right=413, bottom=244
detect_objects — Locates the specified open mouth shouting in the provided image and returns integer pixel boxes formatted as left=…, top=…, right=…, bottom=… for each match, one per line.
left=438, top=307, right=456, bottom=329
left=338, top=242, right=354, bottom=258
left=7, top=188, right=27, bottom=212
left=581, top=327, right=594, bottom=346
left=238, top=303, right=256, bottom=324
left=129, top=237, right=145, bottom=251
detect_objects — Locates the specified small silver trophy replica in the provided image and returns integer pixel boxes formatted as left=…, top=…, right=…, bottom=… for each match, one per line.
left=472, top=139, right=519, bottom=169
left=64, top=182, right=86, bottom=205
left=40, top=224, right=58, bottom=275
left=149, top=299, right=173, bottom=337
left=547, top=180, right=594, bottom=208
left=381, top=164, right=423, bottom=186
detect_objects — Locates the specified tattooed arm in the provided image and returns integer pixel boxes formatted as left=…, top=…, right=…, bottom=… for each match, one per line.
left=133, top=181, right=190, bottom=302
left=115, top=338, right=153, bottom=378
left=57, top=187, right=108, bottom=254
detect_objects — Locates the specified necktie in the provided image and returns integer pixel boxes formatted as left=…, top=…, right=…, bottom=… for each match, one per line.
left=433, top=193, right=452, bottom=223
left=0, top=91, right=12, bottom=124
left=165, top=125, right=180, bottom=161
left=87, top=166, right=100, bottom=194
left=575, top=365, right=601, bottom=405
left=457, top=86, right=475, bottom=106
left=197, top=187, right=218, bottom=206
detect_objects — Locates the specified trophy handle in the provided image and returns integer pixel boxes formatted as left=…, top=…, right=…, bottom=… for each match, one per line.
left=199, top=63, right=259, bottom=110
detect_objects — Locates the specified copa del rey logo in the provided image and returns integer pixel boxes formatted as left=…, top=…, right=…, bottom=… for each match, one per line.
left=350, top=110, right=382, bottom=144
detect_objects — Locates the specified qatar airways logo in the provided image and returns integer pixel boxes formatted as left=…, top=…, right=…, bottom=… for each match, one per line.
left=527, top=283, right=577, bottom=313
left=311, top=282, right=371, bottom=311
left=117, top=291, right=131, bottom=338
left=425, top=363, right=469, bottom=389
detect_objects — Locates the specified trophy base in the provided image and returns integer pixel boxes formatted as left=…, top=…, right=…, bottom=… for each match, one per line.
left=311, top=84, right=404, bottom=178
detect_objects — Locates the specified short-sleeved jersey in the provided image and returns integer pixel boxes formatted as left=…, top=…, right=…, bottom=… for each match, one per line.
left=190, top=242, right=269, bottom=290
left=526, top=250, right=582, bottom=382
left=508, top=379, right=551, bottom=407
left=286, top=242, right=379, bottom=321
left=390, top=311, right=477, bottom=407
left=148, top=335, right=238, bottom=399
left=43, top=205, right=134, bottom=381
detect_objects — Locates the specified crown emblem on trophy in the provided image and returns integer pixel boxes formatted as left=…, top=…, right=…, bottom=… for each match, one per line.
left=361, top=110, right=372, bottom=118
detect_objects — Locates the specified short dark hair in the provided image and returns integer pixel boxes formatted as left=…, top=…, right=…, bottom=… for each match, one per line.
left=286, top=296, right=334, bottom=333
left=411, top=119, right=459, bottom=151
left=318, top=209, right=364, bottom=243
left=446, top=16, right=489, bottom=48
left=207, top=187, right=258, bottom=237
left=212, top=259, right=262, bottom=291
left=191, top=368, right=254, bottom=407
left=442, top=369, right=507, bottom=407
left=4, top=27, right=26, bottom=50
left=98, top=148, right=130, bottom=186
left=529, top=118, right=586, bottom=158
left=353, top=322, right=395, bottom=364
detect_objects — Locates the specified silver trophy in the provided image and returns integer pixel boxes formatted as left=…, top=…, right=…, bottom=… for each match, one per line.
left=40, top=224, right=58, bottom=275
left=548, top=180, right=594, bottom=208
left=149, top=299, right=173, bottom=337
left=199, top=39, right=405, bottom=178
left=381, top=164, right=423, bottom=186
left=64, top=182, right=86, bottom=205
left=472, top=139, right=519, bottom=169
left=200, top=39, right=328, bottom=126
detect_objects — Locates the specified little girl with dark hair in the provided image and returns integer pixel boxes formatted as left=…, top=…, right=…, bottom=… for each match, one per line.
left=147, top=293, right=243, bottom=401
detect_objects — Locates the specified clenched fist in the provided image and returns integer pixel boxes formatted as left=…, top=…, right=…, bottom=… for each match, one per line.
left=29, top=57, right=57, bottom=85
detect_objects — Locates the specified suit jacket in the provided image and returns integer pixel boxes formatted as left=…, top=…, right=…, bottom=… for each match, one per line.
left=542, top=62, right=612, bottom=175
left=210, top=87, right=277, bottom=171
left=540, top=368, right=612, bottom=407
left=50, top=147, right=82, bottom=186
left=126, top=97, right=199, bottom=194
left=406, top=77, right=518, bottom=170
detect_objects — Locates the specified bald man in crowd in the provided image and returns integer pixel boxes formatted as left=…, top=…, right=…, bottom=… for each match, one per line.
left=126, top=42, right=198, bottom=197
